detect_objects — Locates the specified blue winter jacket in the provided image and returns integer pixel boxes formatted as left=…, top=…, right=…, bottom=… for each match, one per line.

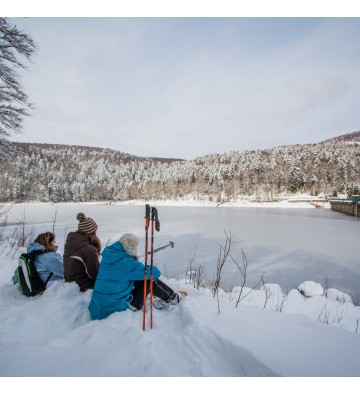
left=27, top=242, right=64, bottom=283
left=88, top=241, right=161, bottom=320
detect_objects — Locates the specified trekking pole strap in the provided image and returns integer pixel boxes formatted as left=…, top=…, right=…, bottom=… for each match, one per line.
left=152, top=207, right=160, bottom=232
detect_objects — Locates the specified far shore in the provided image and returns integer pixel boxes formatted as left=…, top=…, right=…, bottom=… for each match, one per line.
left=6, top=194, right=332, bottom=210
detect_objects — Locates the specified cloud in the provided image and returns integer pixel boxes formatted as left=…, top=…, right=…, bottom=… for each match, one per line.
left=11, top=18, right=360, bottom=159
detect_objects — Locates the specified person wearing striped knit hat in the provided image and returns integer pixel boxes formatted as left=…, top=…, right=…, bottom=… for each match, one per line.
left=64, top=213, right=101, bottom=292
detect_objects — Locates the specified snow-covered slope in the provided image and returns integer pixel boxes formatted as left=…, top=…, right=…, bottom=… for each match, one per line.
left=1, top=275, right=359, bottom=377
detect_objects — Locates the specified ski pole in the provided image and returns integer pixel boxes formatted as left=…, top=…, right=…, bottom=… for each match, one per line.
left=150, top=206, right=160, bottom=329
left=142, top=204, right=150, bottom=331
left=139, top=241, right=174, bottom=258
left=148, top=241, right=173, bottom=255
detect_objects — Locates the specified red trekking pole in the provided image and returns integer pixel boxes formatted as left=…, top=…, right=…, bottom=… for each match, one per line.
left=150, top=206, right=160, bottom=329
left=142, top=204, right=150, bottom=331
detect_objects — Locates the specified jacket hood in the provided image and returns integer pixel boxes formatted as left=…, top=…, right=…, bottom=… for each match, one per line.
left=101, top=241, right=128, bottom=265
left=27, top=242, right=45, bottom=254
left=108, top=241, right=126, bottom=253
left=64, top=231, right=92, bottom=255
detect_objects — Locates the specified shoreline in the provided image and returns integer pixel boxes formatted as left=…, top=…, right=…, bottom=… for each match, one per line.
left=6, top=197, right=331, bottom=209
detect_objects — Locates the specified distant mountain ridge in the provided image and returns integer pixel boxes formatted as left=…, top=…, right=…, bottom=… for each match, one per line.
left=14, top=130, right=360, bottom=162
left=320, top=130, right=360, bottom=144
left=14, top=142, right=184, bottom=163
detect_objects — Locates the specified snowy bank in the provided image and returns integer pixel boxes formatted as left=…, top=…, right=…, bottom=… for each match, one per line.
left=15, top=193, right=330, bottom=209
left=107, top=194, right=330, bottom=209
left=0, top=274, right=359, bottom=378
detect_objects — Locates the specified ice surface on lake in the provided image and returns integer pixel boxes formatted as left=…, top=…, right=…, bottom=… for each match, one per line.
left=3, top=202, right=360, bottom=295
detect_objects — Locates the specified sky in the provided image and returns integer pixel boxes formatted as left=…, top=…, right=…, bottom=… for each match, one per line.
left=5, top=4, right=360, bottom=159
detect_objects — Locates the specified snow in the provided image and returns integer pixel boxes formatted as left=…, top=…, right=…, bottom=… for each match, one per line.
left=110, top=194, right=330, bottom=209
left=0, top=200, right=359, bottom=391
left=297, top=281, right=324, bottom=297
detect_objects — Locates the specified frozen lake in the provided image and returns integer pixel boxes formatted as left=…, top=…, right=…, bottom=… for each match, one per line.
left=3, top=202, right=360, bottom=295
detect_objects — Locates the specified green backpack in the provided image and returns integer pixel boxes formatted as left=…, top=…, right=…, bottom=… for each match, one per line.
left=17, top=252, right=53, bottom=297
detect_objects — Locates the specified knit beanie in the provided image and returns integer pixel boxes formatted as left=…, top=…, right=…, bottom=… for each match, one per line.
left=76, top=212, right=98, bottom=234
left=119, top=233, right=139, bottom=257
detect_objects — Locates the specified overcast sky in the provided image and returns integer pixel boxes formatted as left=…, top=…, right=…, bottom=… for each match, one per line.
left=9, top=16, right=360, bottom=160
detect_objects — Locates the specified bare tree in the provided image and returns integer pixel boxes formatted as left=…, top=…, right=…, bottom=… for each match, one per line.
left=318, top=304, right=347, bottom=326
left=275, top=288, right=289, bottom=313
left=335, top=306, right=347, bottom=324
left=185, top=245, right=197, bottom=285
left=51, top=205, right=59, bottom=234
left=322, top=276, right=332, bottom=296
left=0, top=18, right=37, bottom=158
left=0, top=203, right=9, bottom=249
left=233, top=249, right=264, bottom=308
left=5, top=208, right=35, bottom=257
left=212, top=230, right=234, bottom=313
left=211, top=230, right=265, bottom=311
left=233, top=249, right=249, bottom=306
left=0, top=202, right=11, bottom=219
left=261, top=283, right=275, bottom=310
left=185, top=245, right=207, bottom=289
left=318, top=305, right=335, bottom=325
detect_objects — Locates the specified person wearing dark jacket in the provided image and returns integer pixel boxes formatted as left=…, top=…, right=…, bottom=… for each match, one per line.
left=88, top=233, right=182, bottom=320
left=64, top=212, right=101, bottom=292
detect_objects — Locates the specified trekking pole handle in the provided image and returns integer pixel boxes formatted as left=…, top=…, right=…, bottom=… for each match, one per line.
left=145, top=204, right=150, bottom=221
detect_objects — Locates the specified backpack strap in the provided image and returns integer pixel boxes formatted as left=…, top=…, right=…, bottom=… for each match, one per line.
left=44, top=272, right=54, bottom=285
left=28, top=249, right=44, bottom=259
left=29, top=250, right=54, bottom=286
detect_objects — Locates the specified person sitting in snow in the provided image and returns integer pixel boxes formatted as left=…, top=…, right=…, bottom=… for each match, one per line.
left=88, top=233, right=183, bottom=320
left=13, top=231, right=64, bottom=287
left=64, top=212, right=101, bottom=292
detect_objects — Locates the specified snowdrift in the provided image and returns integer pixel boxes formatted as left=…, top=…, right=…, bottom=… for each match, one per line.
left=1, top=275, right=360, bottom=377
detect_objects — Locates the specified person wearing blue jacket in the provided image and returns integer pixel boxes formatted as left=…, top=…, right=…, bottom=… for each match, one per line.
left=12, top=232, right=64, bottom=287
left=88, top=233, right=181, bottom=320
left=28, top=232, right=64, bottom=286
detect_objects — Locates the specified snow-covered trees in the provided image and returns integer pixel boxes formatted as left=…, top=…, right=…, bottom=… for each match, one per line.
left=0, top=18, right=37, bottom=158
left=0, top=141, right=359, bottom=203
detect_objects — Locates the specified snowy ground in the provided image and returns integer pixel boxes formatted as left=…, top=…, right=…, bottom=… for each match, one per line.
left=0, top=196, right=359, bottom=392
left=1, top=274, right=359, bottom=377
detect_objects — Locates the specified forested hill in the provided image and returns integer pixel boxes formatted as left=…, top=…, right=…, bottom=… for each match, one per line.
left=13, top=142, right=184, bottom=164
left=320, top=130, right=360, bottom=144
left=1, top=135, right=359, bottom=203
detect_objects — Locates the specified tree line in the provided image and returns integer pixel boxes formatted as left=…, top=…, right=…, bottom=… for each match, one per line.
left=0, top=140, right=359, bottom=203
